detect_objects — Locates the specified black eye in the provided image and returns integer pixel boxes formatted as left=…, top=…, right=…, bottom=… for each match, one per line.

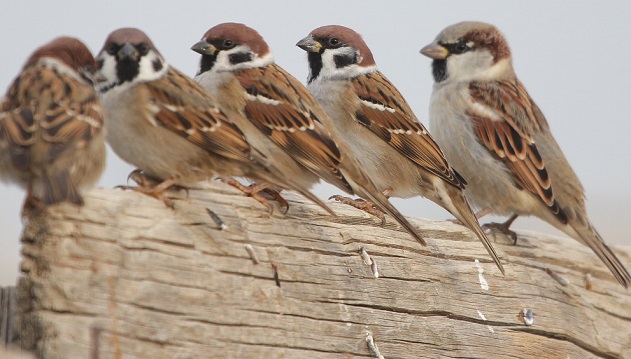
left=328, top=38, right=340, bottom=47
left=138, top=43, right=149, bottom=55
left=452, top=41, right=471, bottom=54
left=223, top=39, right=235, bottom=49
left=106, top=44, right=117, bottom=55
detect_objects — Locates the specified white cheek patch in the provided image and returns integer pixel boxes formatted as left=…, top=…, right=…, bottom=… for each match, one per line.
left=446, top=50, right=494, bottom=82
left=317, top=48, right=375, bottom=81
left=95, top=54, right=119, bottom=92
left=136, top=51, right=168, bottom=82
left=212, top=46, right=274, bottom=72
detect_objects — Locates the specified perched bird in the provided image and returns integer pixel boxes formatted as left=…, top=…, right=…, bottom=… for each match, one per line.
left=190, top=22, right=425, bottom=244
left=96, top=27, right=330, bottom=212
left=0, top=37, right=106, bottom=210
left=191, top=22, right=333, bottom=214
left=420, top=21, right=630, bottom=287
left=297, top=25, right=504, bottom=274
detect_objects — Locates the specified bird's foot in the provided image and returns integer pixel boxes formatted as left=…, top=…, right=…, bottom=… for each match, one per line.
left=127, top=170, right=189, bottom=196
left=117, top=176, right=180, bottom=208
left=329, top=195, right=386, bottom=225
left=260, top=188, right=289, bottom=214
left=482, top=214, right=519, bottom=244
left=222, top=178, right=286, bottom=214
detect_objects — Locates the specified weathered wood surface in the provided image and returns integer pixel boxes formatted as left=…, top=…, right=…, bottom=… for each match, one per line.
left=0, top=287, right=16, bottom=348
left=12, top=181, right=631, bottom=358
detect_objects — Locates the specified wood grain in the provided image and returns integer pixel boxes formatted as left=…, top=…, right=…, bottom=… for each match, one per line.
left=10, top=181, right=631, bottom=358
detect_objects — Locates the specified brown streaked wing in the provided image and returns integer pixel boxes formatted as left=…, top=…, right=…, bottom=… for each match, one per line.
left=145, top=68, right=254, bottom=164
left=234, top=64, right=353, bottom=193
left=468, top=80, right=567, bottom=224
left=0, top=65, right=104, bottom=169
left=350, top=71, right=465, bottom=188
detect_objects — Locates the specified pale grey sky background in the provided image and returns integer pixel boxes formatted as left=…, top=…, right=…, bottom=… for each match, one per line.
left=1, top=0, right=630, bottom=285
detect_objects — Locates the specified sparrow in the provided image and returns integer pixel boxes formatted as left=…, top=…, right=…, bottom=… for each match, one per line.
left=191, top=22, right=333, bottom=215
left=0, top=37, right=106, bottom=210
left=297, top=25, right=504, bottom=274
left=96, top=27, right=331, bottom=213
left=420, top=21, right=630, bottom=288
left=189, top=22, right=425, bottom=245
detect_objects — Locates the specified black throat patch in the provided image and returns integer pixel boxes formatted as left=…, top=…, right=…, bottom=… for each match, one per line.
left=307, top=52, right=323, bottom=84
left=116, top=59, right=139, bottom=83
left=199, top=54, right=217, bottom=74
left=432, top=59, right=448, bottom=83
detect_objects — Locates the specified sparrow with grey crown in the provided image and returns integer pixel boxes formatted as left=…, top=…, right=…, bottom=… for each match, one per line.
left=297, top=25, right=504, bottom=274
left=421, top=21, right=630, bottom=288
left=0, top=37, right=106, bottom=210
left=191, top=22, right=425, bottom=244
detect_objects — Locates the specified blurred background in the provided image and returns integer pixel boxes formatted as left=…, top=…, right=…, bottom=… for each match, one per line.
left=1, top=0, right=629, bottom=285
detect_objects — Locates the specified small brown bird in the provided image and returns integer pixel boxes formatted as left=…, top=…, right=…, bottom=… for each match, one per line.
left=0, top=37, right=106, bottom=210
left=297, top=25, right=504, bottom=274
left=421, top=21, right=630, bottom=287
left=192, top=23, right=335, bottom=214
left=95, top=27, right=328, bottom=212
left=190, top=22, right=425, bottom=244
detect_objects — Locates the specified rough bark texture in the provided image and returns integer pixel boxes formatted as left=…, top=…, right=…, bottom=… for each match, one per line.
left=10, top=182, right=631, bottom=358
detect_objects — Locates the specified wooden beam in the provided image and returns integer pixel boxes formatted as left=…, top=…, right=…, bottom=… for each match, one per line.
left=9, top=182, right=631, bottom=358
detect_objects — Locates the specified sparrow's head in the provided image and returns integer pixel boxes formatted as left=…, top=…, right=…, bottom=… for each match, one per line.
left=26, top=37, right=96, bottom=82
left=96, top=27, right=168, bottom=92
left=420, top=21, right=513, bottom=84
left=296, top=25, right=376, bottom=84
left=191, top=22, right=273, bottom=75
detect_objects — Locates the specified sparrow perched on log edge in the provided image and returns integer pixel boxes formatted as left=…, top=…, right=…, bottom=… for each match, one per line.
left=297, top=25, right=504, bottom=274
left=0, top=37, right=106, bottom=211
left=421, top=21, right=630, bottom=288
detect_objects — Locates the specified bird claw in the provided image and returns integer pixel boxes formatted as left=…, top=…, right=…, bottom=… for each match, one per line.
left=482, top=222, right=518, bottom=245
left=222, top=178, right=287, bottom=215
left=126, top=170, right=189, bottom=197
left=329, top=195, right=386, bottom=225
left=261, top=188, right=289, bottom=214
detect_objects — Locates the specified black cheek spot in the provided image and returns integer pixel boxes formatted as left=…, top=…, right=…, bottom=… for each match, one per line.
left=152, top=59, right=163, bottom=72
left=333, top=53, right=357, bottom=68
left=229, top=52, right=252, bottom=65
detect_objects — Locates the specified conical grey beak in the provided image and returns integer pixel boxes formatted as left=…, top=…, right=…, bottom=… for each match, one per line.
left=296, top=36, right=322, bottom=53
left=420, top=43, right=449, bottom=60
left=191, top=40, right=217, bottom=55
left=118, top=43, right=139, bottom=61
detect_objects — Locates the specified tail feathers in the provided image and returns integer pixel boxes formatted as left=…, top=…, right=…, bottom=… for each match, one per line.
left=358, top=181, right=427, bottom=246
left=41, top=171, right=84, bottom=206
left=573, top=223, right=631, bottom=289
left=447, top=189, right=505, bottom=275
